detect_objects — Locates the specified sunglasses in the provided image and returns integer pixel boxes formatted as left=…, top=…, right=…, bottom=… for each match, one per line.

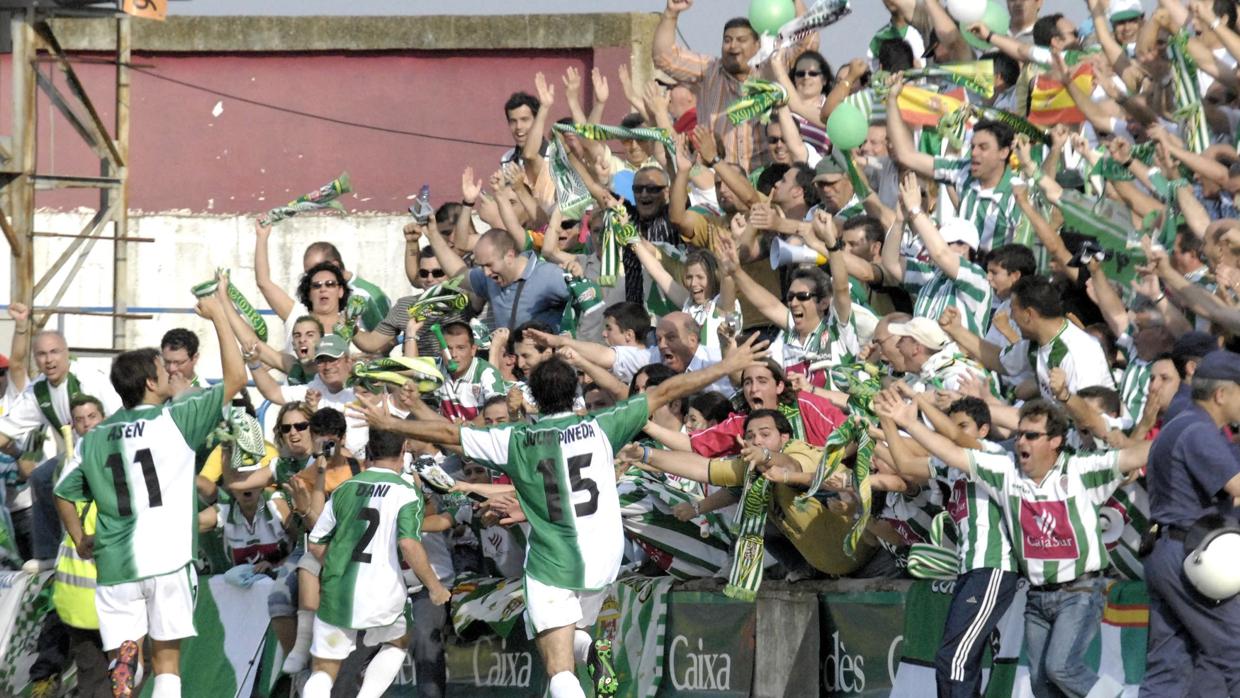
left=0, top=368, right=7, bottom=377
left=793, top=70, right=822, bottom=78
left=278, top=421, right=310, bottom=434
left=786, top=291, right=819, bottom=302
left=418, top=268, right=446, bottom=279
left=632, top=185, right=666, bottom=195
left=310, top=280, right=340, bottom=290
left=1016, top=430, right=1049, bottom=442
left=768, top=137, right=784, bottom=145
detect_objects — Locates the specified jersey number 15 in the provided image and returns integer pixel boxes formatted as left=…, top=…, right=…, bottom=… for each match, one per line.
left=538, top=454, right=598, bottom=523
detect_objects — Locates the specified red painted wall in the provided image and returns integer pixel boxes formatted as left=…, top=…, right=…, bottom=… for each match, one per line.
left=0, top=47, right=635, bottom=215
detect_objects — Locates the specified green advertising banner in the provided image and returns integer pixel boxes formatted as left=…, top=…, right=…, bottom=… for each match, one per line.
left=657, top=591, right=756, bottom=697
left=440, top=630, right=547, bottom=697
left=819, top=590, right=908, bottom=697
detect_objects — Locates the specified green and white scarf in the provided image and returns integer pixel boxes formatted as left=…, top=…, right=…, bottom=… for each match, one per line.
left=34, top=373, right=80, bottom=430
left=1168, top=30, right=1210, bottom=154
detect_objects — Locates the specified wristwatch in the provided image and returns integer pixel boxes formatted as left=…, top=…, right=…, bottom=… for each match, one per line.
left=828, top=237, right=845, bottom=252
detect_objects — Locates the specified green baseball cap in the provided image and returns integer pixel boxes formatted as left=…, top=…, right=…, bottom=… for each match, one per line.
left=314, top=334, right=349, bottom=359
left=813, top=151, right=849, bottom=181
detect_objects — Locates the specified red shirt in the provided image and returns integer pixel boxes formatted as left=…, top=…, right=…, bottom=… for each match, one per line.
left=688, top=391, right=846, bottom=457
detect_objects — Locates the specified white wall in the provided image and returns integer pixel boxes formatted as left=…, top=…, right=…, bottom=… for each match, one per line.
left=0, top=210, right=416, bottom=383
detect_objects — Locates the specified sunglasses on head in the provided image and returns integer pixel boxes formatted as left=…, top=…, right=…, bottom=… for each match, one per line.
left=310, top=280, right=340, bottom=290
left=793, top=70, right=822, bottom=78
left=279, top=421, right=310, bottom=434
left=418, top=268, right=446, bottom=278
left=786, top=291, right=818, bottom=302
left=632, top=185, right=666, bottom=195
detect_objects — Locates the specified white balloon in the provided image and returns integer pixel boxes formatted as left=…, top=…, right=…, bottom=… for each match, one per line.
left=946, top=0, right=987, bottom=24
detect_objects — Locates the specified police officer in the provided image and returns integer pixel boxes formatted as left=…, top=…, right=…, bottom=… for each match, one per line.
left=1142, top=350, right=1240, bottom=697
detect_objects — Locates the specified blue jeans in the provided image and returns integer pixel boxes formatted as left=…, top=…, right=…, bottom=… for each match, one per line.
left=1024, top=577, right=1105, bottom=698
left=29, top=457, right=63, bottom=560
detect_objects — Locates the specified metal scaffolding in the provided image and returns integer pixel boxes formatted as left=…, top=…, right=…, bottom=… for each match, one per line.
left=2, top=1, right=141, bottom=359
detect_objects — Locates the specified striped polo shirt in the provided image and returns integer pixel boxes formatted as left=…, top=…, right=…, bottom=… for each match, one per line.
left=932, top=158, right=1024, bottom=251
left=903, top=257, right=993, bottom=336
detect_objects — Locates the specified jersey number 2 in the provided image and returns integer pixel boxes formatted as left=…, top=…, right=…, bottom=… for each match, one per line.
left=105, top=449, right=161, bottom=517
left=538, top=454, right=598, bottom=522
left=351, top=507, right=381, bottom=563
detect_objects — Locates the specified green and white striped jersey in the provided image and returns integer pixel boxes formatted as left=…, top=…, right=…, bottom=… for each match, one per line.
left=460, top=396, right=649, bottom=591
left=54, top=385, right=225, bottom=585
left=1115, top=327, right=1151, bottom=423
left=999, top=320, right=1115, bottom=401
left=310, top=468, right=424, bottom=630
left=904, top=258, right=993, bottom=336
left=931, top=158, right=1023, bottom=250
left=968, top=449, right=1122, bottom=585
left=930, top=440, right=1017, bottom=574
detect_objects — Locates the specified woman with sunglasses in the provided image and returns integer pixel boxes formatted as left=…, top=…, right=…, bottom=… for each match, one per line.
left=718, top=213, right=859, bottom=398
left=770, top=49, right=833, bottom=152
left=256, top=238, right=354, bottom=353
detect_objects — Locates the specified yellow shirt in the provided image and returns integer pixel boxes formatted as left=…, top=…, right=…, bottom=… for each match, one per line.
left=708, top=440, right=873, bottom=576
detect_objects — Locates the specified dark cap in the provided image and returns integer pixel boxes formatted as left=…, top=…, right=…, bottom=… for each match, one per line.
left=1172, top=331, right=1219, bottom=362
left=813, top=150, right=849, bottom=181
left=1193, top=349, right=1240, bottom=382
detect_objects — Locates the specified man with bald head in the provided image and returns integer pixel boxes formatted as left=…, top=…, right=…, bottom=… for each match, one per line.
left=656, top=311, right=733, bottom=395
left=0, top=329, right=120, bottom=569
left=423, top=226, right=570, bottom=332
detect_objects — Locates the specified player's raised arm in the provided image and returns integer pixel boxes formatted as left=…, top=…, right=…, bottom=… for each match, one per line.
left=195, top=292, right=246, bottom=402
left=645, top=332, right=769, bottom=414
left=349, top=393, right=462, bottom=447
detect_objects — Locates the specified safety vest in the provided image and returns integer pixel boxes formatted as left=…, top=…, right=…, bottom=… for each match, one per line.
left=52, top=501, right=98, bottom=630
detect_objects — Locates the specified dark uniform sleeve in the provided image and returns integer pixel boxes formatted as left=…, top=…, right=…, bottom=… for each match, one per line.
left=1181, top=423, right=1240, bottom=498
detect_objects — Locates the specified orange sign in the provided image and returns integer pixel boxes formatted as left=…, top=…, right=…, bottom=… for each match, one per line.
left=122, top=0, right=166, bottom=21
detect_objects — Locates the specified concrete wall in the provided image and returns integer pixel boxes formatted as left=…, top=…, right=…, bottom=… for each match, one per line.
left=0, top=210, right=414, bottom=380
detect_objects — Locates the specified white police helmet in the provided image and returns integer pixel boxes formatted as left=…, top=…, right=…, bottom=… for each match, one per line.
left=1182, top=527, right=1240, bottom=601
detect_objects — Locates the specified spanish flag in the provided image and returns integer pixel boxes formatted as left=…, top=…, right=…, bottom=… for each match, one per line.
left=897, top=86, right=967, bottom=128
left=1028, top=63, right=1094, bottom=126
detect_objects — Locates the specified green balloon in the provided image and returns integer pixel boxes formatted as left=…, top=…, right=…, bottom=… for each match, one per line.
left=748, top=0, right=796, bottom=36
left=959, top=0, right=1011, bottom=51
left=826, top=102, right=868, bottom=151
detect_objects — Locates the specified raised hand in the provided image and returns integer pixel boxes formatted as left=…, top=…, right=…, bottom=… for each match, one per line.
left=898, top=170, right=922, bottom=213
left=812, top=209, right=838, bottom=249
left=534, top=72, right=555, bottom=107
left=7, top=302, right=29, bottom=325
left=666, top=0, right=693, bottom=14
left=722, top=331, right=771, bottom=371
left=561, top=66, right=583, bottom=104
left=462, top=167, right=482, bottom=203
left=691, top=124, right=719, bottom=165
left=591, top=67, right=610, bottom=103
left=938, top=305, right=962, bottom=333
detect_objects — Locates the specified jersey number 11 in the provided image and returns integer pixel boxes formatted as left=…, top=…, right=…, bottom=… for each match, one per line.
left=106, top=448, right=162, bottom=517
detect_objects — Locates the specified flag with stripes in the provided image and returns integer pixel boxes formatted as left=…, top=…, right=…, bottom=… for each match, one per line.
left=1028, top=64, right=1094, bottom=125
left=618, top=471, right=734, bottom=580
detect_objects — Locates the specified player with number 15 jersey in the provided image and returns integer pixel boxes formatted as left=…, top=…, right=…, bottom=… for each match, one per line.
left=460, top=396, right=649, bottom=592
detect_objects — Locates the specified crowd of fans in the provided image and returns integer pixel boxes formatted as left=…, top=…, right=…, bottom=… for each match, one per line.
left=0, top=0, right=1239, bottom=695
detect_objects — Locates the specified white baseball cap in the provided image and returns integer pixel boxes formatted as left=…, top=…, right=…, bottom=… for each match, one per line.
left=1108, top=0, right=1143, bottom=24
left=939, top=217, right=980, bottom=251
left=888, top=317, right=950, bottom=350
